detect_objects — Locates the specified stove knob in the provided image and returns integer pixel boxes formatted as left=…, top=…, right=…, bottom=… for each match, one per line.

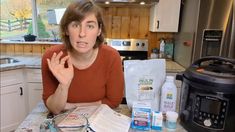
left=141, top=43, right=145, bottom=47
left=136, top=43, right=140, bottom=46
left=203, top=119, right=212, bottom=127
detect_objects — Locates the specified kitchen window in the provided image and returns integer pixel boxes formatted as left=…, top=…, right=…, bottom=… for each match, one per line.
left=0, top=0, right=72, bottom=41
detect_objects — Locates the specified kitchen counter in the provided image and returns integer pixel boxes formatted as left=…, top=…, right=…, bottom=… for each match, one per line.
left=0, top=40, right=62, bottom=45
left=0, top=54, right=42, bottom=71
left=15, top=101, right=187, bottom=132
left=0, top=54, right=185, bottom=72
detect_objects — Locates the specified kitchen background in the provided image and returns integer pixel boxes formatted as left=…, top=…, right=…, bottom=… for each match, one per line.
left=1, top=0, right=234, bottom=131
left=0, top=0, right=180, bottom=58
left=0, top=1, right=182, bottom=131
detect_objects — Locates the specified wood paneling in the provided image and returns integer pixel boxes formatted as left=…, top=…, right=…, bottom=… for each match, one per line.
left=14, top=44, right=24, bottom=53
left=0, top=44, right=6, bottom=52
left=32, top=45, right=42, bottom=54
left=111, top=16, right=121, bottom=38
left=121, top=16, right=130, bottom=38
left=103, top=15, right=112, bottom=38
left=6, top=44, right=14, bottom=53
left=139, top=16, right=149, bottom=39
left=1, top=44, right=56, bottom=55
left=130, top=16, right=139, bottom=38
left=117, top=7, right=129, bottom=16
left=23, top=44, right=33, bottom=55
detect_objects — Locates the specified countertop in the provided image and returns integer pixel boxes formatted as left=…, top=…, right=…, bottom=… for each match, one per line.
left=0, top=54, right=185, bottom=72
left=0, top=40, right=62, bottom=45
left=15, top=101, right=187, bottom=132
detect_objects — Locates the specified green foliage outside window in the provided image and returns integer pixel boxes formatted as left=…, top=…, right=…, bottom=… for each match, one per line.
left=27, top=16, right=50, bottom=38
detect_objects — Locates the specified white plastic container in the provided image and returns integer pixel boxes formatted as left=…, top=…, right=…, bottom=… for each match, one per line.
left=166, top=111, right=178, bottom=130
left=160, top=76, right=177, bottom=113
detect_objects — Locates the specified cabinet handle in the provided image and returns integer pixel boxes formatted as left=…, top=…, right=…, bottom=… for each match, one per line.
left=20, top=87, right=23, bottom=96
left=157, top=20, right=160, bottom=29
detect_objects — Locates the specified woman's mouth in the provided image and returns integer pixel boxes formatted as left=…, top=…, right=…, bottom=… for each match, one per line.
left=76, top=41, right=87, bottom=47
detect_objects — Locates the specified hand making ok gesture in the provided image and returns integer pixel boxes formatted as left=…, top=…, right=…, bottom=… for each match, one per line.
left=47, top=51, right=74, bottom=87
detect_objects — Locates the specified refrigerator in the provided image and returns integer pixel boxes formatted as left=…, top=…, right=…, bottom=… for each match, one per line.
left=174, top=0, right=235, bottom=68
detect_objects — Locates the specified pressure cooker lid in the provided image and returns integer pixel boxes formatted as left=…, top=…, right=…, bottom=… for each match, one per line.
left=184, top=56, right=235, bottom=88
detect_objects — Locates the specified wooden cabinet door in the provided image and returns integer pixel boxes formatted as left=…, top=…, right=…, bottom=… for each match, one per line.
left=27, top=83, right=43, bottom=112
left=26, top=69, right=43, bottom=112
left=0, top=69, right=27, bottom=132
left=0, top=84, right=27, bottom=132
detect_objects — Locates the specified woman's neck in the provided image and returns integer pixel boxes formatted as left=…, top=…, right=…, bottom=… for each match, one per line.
left=69, top=48, right=99, bottom=69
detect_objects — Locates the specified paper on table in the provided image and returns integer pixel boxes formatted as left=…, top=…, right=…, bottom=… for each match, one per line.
left=57, top=104, right=131, bottom=132
left=89, top=104, right=131, bottom=132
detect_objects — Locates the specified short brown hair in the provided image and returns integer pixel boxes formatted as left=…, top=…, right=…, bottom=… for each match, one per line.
left=60, top=0, right=106, bottom=52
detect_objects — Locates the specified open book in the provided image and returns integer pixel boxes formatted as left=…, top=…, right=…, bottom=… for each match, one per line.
left=57, top=104, right=131, bottom=132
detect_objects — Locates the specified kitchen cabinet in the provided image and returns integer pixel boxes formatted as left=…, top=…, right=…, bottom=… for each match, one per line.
left=149, top=0, right=181, bottom=32
left=0, top=69, right=27, bottom=132
left=25, top=69, right=43, bottom=112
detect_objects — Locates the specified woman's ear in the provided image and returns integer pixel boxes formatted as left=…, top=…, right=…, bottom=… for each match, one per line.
left=97, top=28, right=101, bottom=36
left=65, top=30, right=69, bottom=36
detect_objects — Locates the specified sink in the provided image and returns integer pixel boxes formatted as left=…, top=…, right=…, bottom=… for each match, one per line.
left=0, top=58, right=19, bottom=64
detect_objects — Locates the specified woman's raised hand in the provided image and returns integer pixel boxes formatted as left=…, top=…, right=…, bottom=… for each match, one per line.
left=47, top=51, right=74, bottom=87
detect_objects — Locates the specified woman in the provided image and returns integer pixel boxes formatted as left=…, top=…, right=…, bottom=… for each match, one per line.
left=41, top=0, right=124, bottom=114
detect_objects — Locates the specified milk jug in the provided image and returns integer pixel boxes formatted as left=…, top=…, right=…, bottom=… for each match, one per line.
left=160, top=76, right=177, bottom=113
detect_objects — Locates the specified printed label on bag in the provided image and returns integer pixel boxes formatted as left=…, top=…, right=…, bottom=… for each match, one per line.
left=138, top=76, right=154, bottom=100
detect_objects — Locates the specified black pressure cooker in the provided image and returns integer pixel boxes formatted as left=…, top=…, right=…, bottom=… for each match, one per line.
left=176, top=56, right=235, bottom=132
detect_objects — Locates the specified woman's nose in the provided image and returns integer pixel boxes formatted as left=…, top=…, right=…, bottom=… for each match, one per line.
left=79, top=26, right=86, bottom=37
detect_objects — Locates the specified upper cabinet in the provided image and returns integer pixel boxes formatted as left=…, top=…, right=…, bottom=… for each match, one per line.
left=149, top=0, right=181, bottom=32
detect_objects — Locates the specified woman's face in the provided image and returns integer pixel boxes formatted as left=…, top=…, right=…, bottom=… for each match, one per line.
left=66, top=13, right=101, bottom=54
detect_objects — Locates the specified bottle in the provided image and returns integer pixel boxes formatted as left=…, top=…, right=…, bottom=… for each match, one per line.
left=160, top=76, right=177, bottom=114
left=150, top=48, right=159, bottom=59
left=159, top=39, right=165, bottom=58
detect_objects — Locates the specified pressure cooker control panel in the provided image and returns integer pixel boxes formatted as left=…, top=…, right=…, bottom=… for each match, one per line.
left=193, top=95, right=228, bottom=130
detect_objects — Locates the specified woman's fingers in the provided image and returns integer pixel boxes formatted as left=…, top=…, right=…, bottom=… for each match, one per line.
left=67, top=56, right=73, bottom=69
left=49, top=51, right=65, bottom=65
left=47, top=58, right=51, bottom=67
left=55, top=51, right=63, bottom=64
left=60, top=55, right=69, bottom=65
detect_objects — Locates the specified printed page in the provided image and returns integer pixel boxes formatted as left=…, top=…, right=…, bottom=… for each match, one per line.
left=89, top=104, right=131, bottom=132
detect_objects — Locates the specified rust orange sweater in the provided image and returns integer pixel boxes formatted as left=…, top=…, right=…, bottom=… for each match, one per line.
left=41, top=44, right=124, bottom=108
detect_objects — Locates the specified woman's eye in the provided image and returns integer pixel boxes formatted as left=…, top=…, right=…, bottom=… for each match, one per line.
left=72, top=23, right=80, bottom=28
left=87, top=25, right=95, bottom=29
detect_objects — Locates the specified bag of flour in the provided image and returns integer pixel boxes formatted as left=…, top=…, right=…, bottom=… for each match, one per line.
left=124, top=59, right=166, bottom=111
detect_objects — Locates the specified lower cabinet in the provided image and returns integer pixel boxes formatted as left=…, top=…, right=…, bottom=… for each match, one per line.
left=0, top=68, right=43, bottom=132
left=25, top=69, right=43, bottom=112
left=0, top=70, right=27, bottom=132
left=27, top=83, right=43, bottom=112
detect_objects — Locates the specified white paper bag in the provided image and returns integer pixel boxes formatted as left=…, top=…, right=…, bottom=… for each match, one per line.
left=124, top=59, right=166, bottom=111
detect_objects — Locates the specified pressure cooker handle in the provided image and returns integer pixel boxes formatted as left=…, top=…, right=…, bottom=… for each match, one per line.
left=192, top=56, right=235, bottom=66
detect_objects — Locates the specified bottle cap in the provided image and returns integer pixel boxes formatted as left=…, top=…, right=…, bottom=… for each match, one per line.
left=166, top=76, right=174, bottom=81
left=166, top=111, right=178, bottom=122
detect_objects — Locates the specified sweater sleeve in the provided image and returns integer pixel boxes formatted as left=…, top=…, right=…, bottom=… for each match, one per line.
left=41, top=46, right=61, bottom=106
left=101, top=50, right=124, bottom=108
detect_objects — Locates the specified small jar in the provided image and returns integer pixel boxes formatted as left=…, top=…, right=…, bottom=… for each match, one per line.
left=166, top=111, right=178, bottom=130
left=150, top=48, right=159, bottom=59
